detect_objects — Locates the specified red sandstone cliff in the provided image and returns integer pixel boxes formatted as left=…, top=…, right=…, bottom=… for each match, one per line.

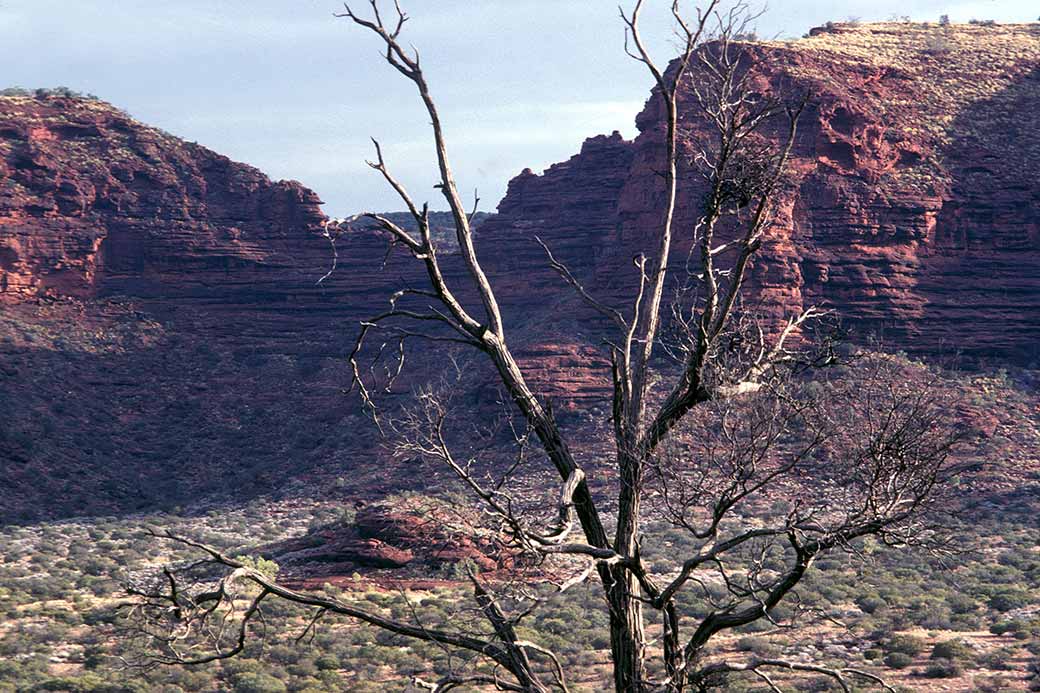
left=482, top=22, right=1040, bottom=364
left=0, top=95, right=350, bottom=521
left=0, top=95, right=504, bottom=521
left=0, top=95, right=327, bottom=301
left=1, top=23, right=1039, bottom=521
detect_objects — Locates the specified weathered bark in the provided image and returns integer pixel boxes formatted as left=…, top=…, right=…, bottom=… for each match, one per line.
left=610, top=447, right=649, bottom=691
left=608, top=568, right=649, bottom=691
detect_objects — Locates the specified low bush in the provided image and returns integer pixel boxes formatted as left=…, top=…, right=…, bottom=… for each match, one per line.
left=856, top=595, right=887, bottom=614
left=884, top=652, right=914, bottom=669
left=922, top=658, right=963, bottom=678
left=736, top=636, right=779, bottom=657
left=881, top=634, right=926, bottom=656
left=930, top=639, right=975, bottom=663
left=988, top=588, right=1031, bottom=613
left=232, top=672, right=288, bottom=693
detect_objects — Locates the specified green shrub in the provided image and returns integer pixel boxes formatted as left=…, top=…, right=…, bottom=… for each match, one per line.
left=856, top=596, right=888, bottom=614
left=884, top=652, right=914, bottom=669
left=922, top=659, right=962, bottom=678
left=930, top=639, right=974, bottom=663
left=990, top=620, right=1020, bottom=635
left=988, top=589, right=1031, bottom=613
left=881, top=634, right=925, bottom=656
left=232, top=672, right=287, bottom=693
left=314, top=654, right=340, bottom=671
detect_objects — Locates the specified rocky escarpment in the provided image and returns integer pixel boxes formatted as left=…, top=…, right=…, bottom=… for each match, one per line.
left=0, top=97, right=502, bottom=522
left=0, top=95, right=326, bottom=301
left=0, top=95, right=371, bottom=365
left=0, top=96, right=353, bottom=521
left=482, top=22, right=1040, bottom=364
left=2, top=23, right=1039, bottom=522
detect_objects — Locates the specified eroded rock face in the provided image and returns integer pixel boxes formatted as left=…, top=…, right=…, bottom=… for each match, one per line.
left=0, top=96, right=488, bottom=521
left=484, top=22, right=1040, bottom=364
left=1, top=23, right=1038, bottom=522
left=0, top=96, right=352, bottom=521
left=0, top=96, right=327, bottom=302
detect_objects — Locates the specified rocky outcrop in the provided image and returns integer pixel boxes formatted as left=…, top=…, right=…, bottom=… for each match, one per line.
left=270, top=501, right=501, bottom=583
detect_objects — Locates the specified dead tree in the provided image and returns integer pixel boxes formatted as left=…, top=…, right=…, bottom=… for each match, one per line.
left=123, top=2, right=965, bottom=691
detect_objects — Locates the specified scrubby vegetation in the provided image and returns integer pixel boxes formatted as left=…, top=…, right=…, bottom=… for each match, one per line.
left=0, top=87, right=101, bottom=100
left=0, top=484, right=1037, bottom=691
left=1, top=323, right=1037, bottom=690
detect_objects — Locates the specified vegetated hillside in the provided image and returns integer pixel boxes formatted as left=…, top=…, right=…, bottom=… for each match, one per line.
left=1, top=21, right=1039, bottom=522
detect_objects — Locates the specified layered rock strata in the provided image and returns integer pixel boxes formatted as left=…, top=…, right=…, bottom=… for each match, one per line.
left=2, top=22, right=1039, bottom=520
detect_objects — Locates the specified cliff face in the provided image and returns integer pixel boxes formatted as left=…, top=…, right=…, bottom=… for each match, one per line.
left=1, top=23, right=1038, bottom=521
left=0, top=96, right=356, bottom=521
left=0, top=96, right=327, bottom=301
left=0, top=97, right=492, bottom=522
left=484, top=22, right=1040, bottom=362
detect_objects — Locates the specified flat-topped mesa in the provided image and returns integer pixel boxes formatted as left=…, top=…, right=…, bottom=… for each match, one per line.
left=486, top=22, right=1040, bottom=363
left=0, top=94, right=327, bottom=302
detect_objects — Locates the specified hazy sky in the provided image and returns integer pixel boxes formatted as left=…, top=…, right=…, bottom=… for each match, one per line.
left=1, top=1, right=1032, bottom=215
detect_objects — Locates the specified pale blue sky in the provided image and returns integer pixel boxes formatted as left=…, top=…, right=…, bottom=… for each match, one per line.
left=1, top=1, right=1032, bottom=215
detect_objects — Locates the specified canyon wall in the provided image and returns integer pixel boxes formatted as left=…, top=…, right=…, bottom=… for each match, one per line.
left=1, top=22, right=1038, bottom=520
left=480, top=22, right=1040, bottom=364
left=0, top=96, right=327, bottom=300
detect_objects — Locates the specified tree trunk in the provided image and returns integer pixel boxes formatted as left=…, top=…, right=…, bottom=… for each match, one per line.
left=608, top=567, right=648, bottom=692
left=610, top=446, right=647, bottom=692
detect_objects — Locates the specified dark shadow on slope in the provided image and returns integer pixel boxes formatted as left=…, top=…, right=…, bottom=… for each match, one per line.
left=0, top=287, right=443, bottom=525
left=921, top=62, right=1040, bottom=365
